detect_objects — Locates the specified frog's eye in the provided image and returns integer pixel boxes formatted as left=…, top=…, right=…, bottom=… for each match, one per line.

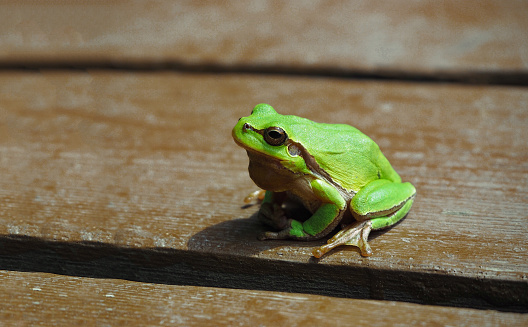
left=264, top=127, right=288, bottom=146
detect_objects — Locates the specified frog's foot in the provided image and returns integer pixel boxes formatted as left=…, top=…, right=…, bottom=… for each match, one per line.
left=258, top=223, right=294, bottom=240
left=244, top=189, right=266, bottom=204
left=312, top=220, right=373, bottom=258
left=257, top=202, right=291, bottom=231
left=258, top=219, right=310, bottom=240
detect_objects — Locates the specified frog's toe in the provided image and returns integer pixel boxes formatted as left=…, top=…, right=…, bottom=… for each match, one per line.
left=258, top=229, right=291, bottom=240
left=244, top=189, right=266, bottom=204
left=312, top=220, right=373, bottom=258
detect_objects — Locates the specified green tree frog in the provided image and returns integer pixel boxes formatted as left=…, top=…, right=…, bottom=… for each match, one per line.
left=232, top=104, right=416, bottom=258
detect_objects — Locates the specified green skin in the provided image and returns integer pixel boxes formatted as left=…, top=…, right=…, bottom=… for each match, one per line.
left=232, top=104, right=416, bottom=257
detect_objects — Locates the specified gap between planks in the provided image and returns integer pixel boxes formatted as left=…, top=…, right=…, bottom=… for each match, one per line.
left=0, top=61, right=527, bottom=86
left=1, top=236, right=526, bottom=313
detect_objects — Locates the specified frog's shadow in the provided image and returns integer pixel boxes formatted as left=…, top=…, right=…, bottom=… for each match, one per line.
left=187, top=205, right=400, bottom=260
left=186, top=210, right=294, bottom=257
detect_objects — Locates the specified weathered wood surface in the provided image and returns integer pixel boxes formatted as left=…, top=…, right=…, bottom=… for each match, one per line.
left=0, top=1, right=527, bottom=82
left=1, top=72, right=526, bottom=313
left=1, top=270, right=526, bottom=326
left=1, top=1, right=528, bottom=324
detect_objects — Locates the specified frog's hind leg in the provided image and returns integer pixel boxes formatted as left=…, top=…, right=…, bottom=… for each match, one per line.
left=312, top=195, right=415, bottom=258
left=370, top=196, right=414, bottom=230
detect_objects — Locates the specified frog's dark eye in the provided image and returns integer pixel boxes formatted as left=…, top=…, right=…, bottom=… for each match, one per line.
left=264, top=127, right=288, bottom=146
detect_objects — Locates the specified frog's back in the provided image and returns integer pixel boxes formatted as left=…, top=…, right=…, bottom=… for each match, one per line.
left=291, top=120, right=401, bottom=192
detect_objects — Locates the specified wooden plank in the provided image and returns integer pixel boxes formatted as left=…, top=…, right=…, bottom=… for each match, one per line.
left=0, top=71, right=527, bottom=311
left=1, top=270, right=526, bottom=326
left=0, top=1, right=527, bottom=80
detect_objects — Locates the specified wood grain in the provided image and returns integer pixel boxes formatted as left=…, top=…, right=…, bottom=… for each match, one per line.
left=2, top=270, right=526, bottom=326
left=1, top=71, right=526, bottom=311
left=0, top=1, right=527, bottom=82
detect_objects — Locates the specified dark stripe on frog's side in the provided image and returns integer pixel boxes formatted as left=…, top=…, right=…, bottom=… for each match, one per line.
left=285, top=139, right=353, bottom=198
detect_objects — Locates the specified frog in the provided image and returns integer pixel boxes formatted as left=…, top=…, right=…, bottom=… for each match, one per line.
left=232, top=104, right=416, bottom=258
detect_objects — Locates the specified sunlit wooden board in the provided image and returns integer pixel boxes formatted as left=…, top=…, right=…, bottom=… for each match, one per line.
left=0, top=71, right=526, bottom=310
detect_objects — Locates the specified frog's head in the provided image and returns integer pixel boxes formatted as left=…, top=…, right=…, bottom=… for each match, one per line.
left=232, top=104, right=311, bottom=174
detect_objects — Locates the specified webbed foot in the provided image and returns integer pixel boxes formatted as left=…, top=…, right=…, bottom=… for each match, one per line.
left=258, top=218, right=308, bottom=240
left=312, top=220, right=373, bottom=258
left=258, top=223, right=294, bottom=240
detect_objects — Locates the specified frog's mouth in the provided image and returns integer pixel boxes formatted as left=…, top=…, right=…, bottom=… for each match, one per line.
left=232, top=124, right=284, bottom=169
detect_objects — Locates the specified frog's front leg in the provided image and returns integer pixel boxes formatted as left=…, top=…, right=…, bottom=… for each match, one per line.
left=313, top=179, right=416, bottom=258
left=256, top=191, right=291, bottom=231
left=259, top=179, right=346, bottom=241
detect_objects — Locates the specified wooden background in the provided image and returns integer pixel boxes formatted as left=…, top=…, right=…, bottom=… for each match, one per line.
left=1, top=1, right=527, bottom=325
